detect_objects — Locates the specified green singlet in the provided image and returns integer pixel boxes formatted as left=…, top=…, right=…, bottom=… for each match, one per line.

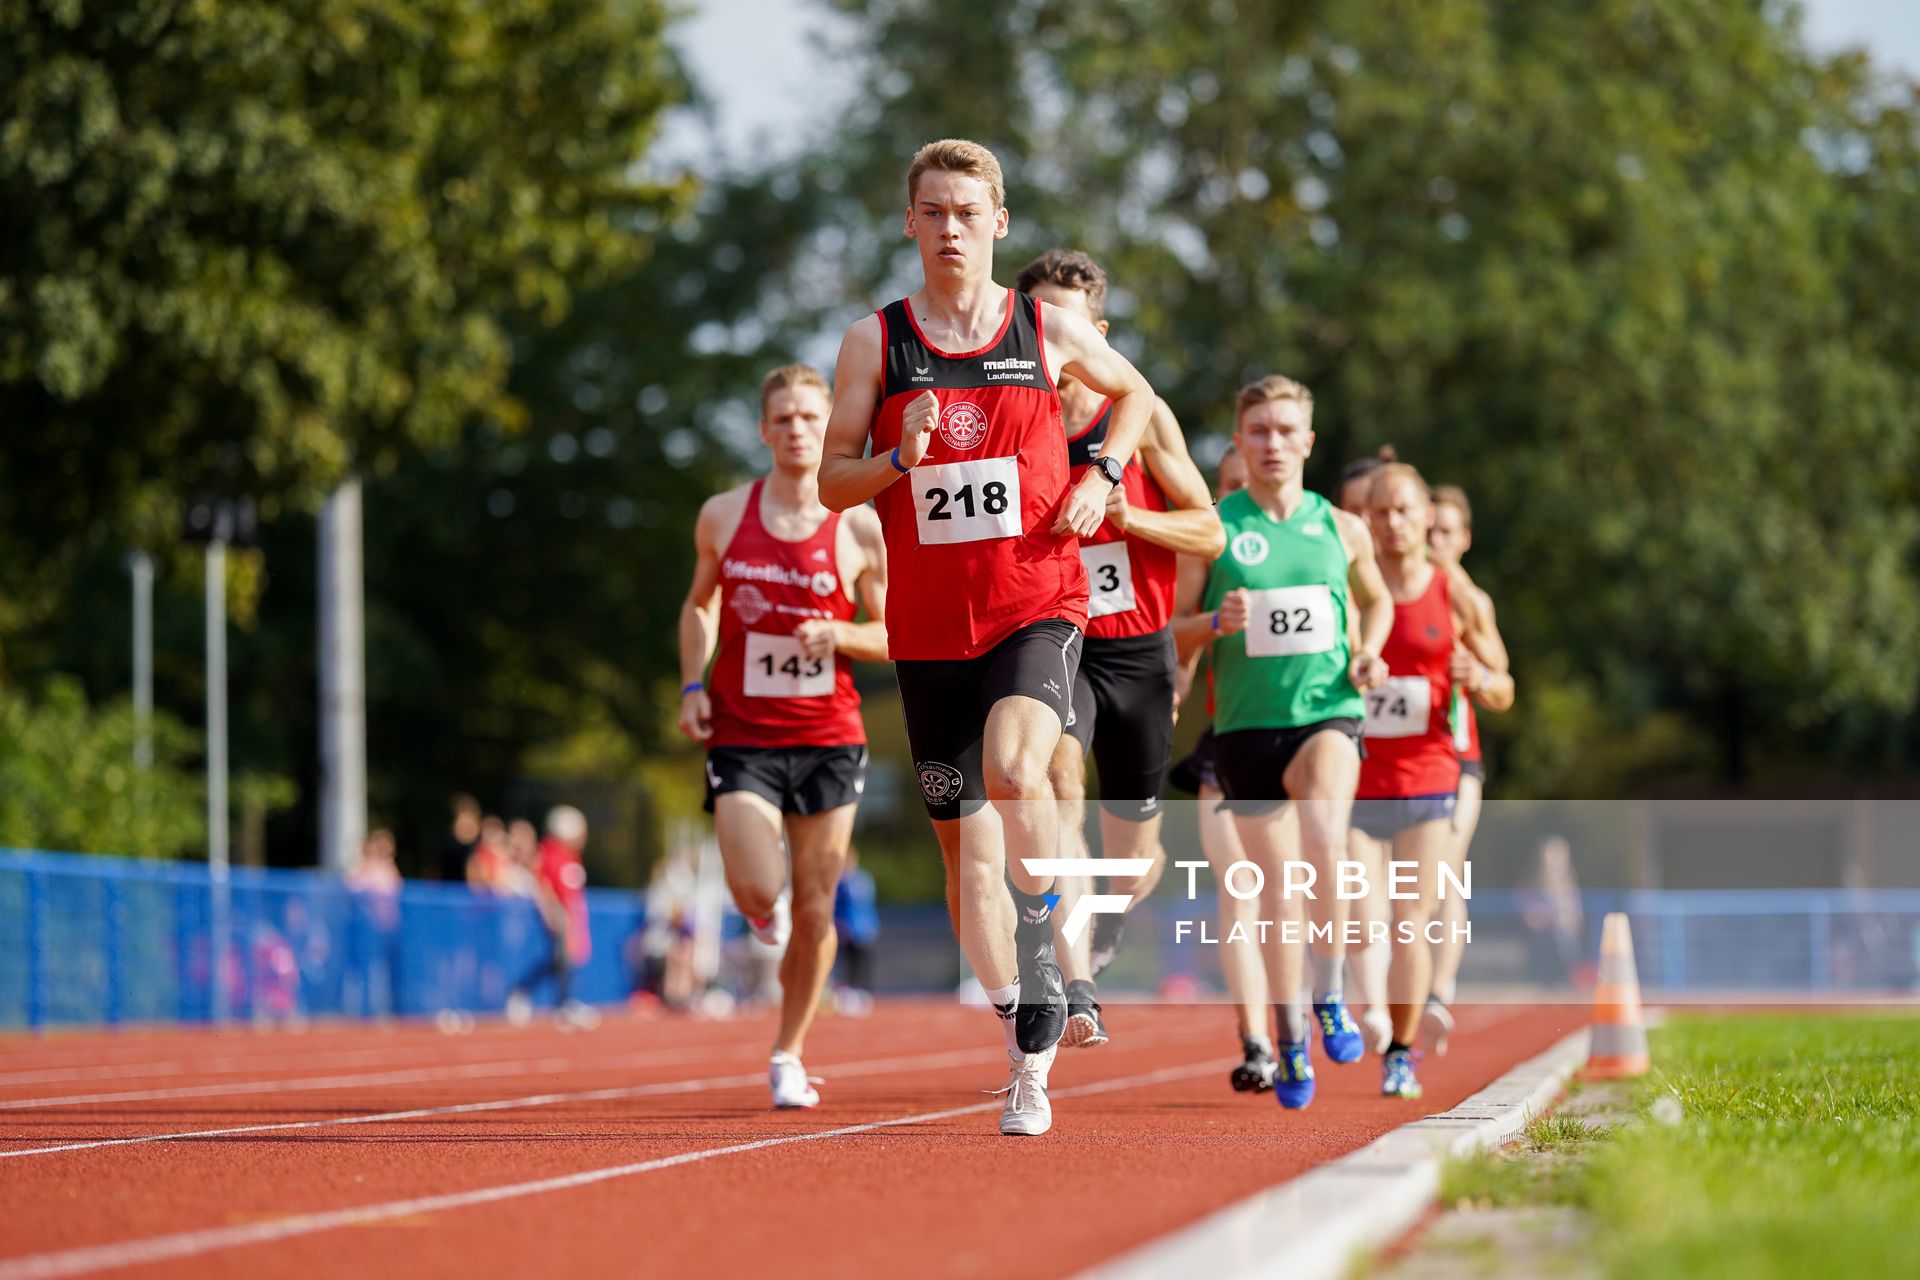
left=1203, top=489, right=1363, bottom=733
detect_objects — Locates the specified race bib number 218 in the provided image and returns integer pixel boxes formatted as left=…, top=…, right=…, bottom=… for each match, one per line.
left=911, top=457, right=1022, bottom=546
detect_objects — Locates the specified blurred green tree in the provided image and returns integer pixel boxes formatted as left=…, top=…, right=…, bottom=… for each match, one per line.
left=0, top=678, right=206, bottom=857
left=801, top=0, right=1920, bottom=793
left=0, top=0, right=690, bottom=629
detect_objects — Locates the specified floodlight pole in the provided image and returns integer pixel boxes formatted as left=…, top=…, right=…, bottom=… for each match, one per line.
left=318, top=479, right=367, bottom=876
left=130, top=551, right=153, bottom=770
left=205, top=536, right=231, bottom=1024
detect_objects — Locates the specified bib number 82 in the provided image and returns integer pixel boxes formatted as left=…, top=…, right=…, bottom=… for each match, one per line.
left=1268, top=608, right=1313, bottom=636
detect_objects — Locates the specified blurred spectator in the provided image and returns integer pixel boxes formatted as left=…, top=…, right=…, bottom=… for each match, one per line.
left=440, top=794, right=483, bottom=881
left=506, top=805, right=596, bottom=1028
left=834, top=846, right=879, bottom=1009
left=347, top=828, right=403, bottom=1015
left=466, top=814, right=526, bottom=895
left=1520, top=835, right=1586, bottom=987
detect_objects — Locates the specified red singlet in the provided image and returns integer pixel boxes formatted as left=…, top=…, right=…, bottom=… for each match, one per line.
left=706, top=482, right=865, bottom=748
left=1067, top=401, right=1178, bottom=639
left=869, top=290, right=1088, bottom=661
left=1357, top=567, right=1461, bottom=798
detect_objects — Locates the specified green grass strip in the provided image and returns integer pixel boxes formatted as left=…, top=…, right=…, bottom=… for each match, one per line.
left=1589, top=1013, right=1920, bottom=1280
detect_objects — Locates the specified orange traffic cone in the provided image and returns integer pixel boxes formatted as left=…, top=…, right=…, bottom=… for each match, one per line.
left=1582, top=912, right=1650, bottom=1079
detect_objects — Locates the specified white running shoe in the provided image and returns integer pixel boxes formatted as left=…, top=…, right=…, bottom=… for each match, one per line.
left=746, top=896, right=791, bottom=949
left=505, top=992, right=532, bottom=1027
left=1420, top=1000, right=1455, bottom=1057
left=770, top=1052, right=821, bottom=1109
left=1362, top=1006, right=1393, bottom=1057
left=993, top=1045, right=1056, bottom=1136
left=557, top=1000, right=601, bottom=1031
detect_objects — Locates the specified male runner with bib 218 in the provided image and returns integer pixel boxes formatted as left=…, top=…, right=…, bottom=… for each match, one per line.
left=1015, top=249, right=1224, bottom=1050
left=819, top=140, right=1157, bottom=1137
left=678, top=365, right=890, bottom=1111
left=1172, top=376, right=1393, bottom=1111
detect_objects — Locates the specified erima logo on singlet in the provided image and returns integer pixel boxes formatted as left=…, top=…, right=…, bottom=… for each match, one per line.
left=1302, top=522, right=1325, bottom=536
left=912, top=364, right=933, bottom=383
left=1230, top=531, right=1270, bottom=565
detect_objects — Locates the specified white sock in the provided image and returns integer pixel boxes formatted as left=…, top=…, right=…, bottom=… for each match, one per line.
left=986, top=981, right=1022, bottom=1057
left=1311, top=951, right=1344, bottom=1004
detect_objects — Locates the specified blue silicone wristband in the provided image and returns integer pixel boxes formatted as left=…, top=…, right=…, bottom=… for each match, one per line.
left=681, top=681, right=703, bottom=696
left=889, top=446, right=910, bottom=474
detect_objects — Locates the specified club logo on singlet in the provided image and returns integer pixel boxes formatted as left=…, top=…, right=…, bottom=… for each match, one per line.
left=937, top=401, right=990, bottom=450
left=916, top=761, right=964, bottom=803
left=810, top=571, right=836, bottom=596
left=731, top=583, right=772, bottom=625
left=1230, top=530, right=1270, bottom=566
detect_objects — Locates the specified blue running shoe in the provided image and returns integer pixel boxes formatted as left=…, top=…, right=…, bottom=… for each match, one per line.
left=1314, top=1000, right=1365, bottom=1064
left=1273, top=1042, right=1316, bottom=1110
left=1382, top=1048, right=1423, bottom=1099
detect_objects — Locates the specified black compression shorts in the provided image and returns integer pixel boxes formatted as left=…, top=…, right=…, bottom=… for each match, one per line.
left=1064, top=629, right=1176, bottom=822
left=894, top=618, right=1083, bottom=821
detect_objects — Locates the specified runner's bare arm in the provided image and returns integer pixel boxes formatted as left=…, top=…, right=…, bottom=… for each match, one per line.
left=1448, top=564, right=1514, bottom=711
left=676, top=493, right=737, bottom=741
left=1170, top=552, right=1221, bottom=662
left=834, top=506, right=892, bottom=663
left=1105, top=399, right=1227, bottom=557
left=1338, top=508, right=1392, bottom=690
left=819, top=315, right=927, bottom=511
left=1042, top=302, right=1155, bottom=537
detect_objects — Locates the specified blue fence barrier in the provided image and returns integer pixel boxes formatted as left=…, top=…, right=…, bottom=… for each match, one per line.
left=0, top=850, right=647, bottom=1029
left=5, top=850, right=1918, bottom=1029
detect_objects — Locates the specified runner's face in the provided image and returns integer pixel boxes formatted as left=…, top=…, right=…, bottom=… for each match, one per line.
left=1234, top=399, right=1313, bottom=485
left=1429, top=501, right=1471, bottom=565
left=905, top=171, right=1007, bottom=280
left=760, top=385, right=830, bottom=472
left=1216, top=450, right=1249, bottom=498
left=1368, top=473, right=1432, bottom=556
left=1338, top=475, right=1373, bottom=515
left=1023, top=282, right=1109, bottom=336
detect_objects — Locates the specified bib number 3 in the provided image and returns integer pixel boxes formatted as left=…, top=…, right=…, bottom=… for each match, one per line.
left=1364, top=675, right=1432, bottom=739
left=1243, top=585, right=1336, bottom=658
left=1079, top=542, right=1136, bottom=618
left=912, top=457, right=1021, bottom=546
left=743, top=633, right=833, bottom=698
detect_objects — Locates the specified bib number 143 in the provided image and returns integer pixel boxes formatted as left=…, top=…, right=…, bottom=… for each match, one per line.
left=743, top=633, right=833, bottom=698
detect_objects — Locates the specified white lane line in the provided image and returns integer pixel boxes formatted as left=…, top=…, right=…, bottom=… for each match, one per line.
left=0, top=1036, right=744, bottom=1091
left=0, top=1038, right=830, bottom=1113
left=0, top=1003, right=963, bottom=1090
left=0, top=1029, right=1195, bottom=1161
left=0, top=1058, right=1220, bottom=1280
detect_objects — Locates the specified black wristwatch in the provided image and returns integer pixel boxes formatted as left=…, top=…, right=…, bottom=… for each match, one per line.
left=1092, top=455, right=1124, bottom=488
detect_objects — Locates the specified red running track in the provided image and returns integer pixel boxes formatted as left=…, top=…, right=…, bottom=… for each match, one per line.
left=0, top=1000, right=1579, bottom=1279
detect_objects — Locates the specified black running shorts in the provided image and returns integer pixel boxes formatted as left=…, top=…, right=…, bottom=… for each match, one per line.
left=703, top=744, right=869, bottom=816
left=1212, top=718, right=1364, bottom=816
left=1168, top=725, right=1220, bottom=796
left=1063, top=629, right=1176, bottom=822
left=894, top=618, right=1083, bottom=821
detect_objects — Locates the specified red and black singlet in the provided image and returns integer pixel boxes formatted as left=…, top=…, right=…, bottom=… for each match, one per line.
left=1357, top=567, right=1462, bottom=798
left=870, top=289, right=1088, bottom=661
left=707, top=482, right=865, bottom=748
left=1066, top=401, right=1177, bottom=639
